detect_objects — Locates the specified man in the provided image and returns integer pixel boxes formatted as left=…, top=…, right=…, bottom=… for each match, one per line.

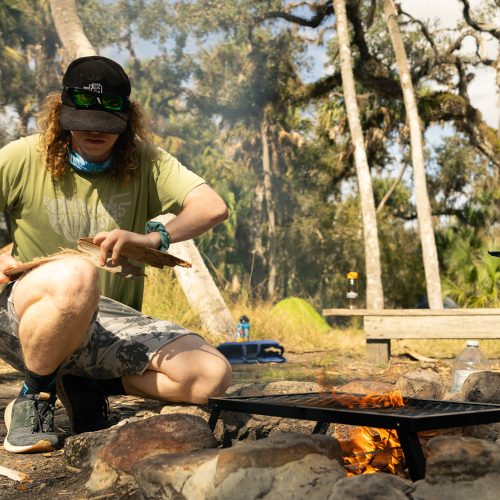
left=0, top=55, right=232, bottom=453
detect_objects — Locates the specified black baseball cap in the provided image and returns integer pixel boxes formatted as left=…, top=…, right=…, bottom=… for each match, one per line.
left=60, top=56, right=131, bottom=134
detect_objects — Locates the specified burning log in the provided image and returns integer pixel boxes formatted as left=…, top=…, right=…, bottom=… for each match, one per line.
left=336, top=425, right=406, bottom=476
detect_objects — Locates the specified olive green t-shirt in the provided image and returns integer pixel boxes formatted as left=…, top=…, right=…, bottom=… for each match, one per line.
left=0, top=134, right=205, bottom=310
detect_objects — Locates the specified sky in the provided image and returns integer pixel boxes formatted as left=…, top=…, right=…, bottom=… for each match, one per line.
left=394, top=0, right=498, bottom=128
left=107, top=0, right=498, bottom=129
left=300, top=0, right=499, bottom=129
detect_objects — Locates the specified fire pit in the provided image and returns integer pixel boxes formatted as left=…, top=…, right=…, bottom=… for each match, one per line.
left=207, top=392, right=500, bottom=481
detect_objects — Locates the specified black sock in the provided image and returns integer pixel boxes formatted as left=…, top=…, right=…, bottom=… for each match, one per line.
left=20, top=368, right=58, bottom=396
left=95, top=377, right=126, bottom=396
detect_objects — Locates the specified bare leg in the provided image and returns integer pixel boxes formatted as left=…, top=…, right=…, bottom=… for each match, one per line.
left=13, top=257, right=100, bottom=375
left=122, top=334, right=232, bottom=404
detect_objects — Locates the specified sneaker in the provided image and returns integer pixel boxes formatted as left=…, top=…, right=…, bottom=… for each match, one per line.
left=56, top=374, right=110, bottom=434
left=3, top=392, right=59, bottom=453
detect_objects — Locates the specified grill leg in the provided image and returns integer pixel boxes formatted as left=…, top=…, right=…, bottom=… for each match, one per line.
left=208, top=407, right=221, bottom=431
left=312, top=421, right=330, bottom=434
left=397, top=430, right=425, bottom=481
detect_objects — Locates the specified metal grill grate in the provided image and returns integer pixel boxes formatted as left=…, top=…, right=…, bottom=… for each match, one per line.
left=208, top=392, right=500, bottom=432
left=207, top=392, right=500, bottom=482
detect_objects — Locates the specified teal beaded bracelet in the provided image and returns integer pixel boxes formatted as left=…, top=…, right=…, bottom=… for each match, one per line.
left=145, top=221, right=171, bottom=253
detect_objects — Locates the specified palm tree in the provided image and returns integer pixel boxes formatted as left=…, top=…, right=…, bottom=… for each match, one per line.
left=332, top=0, right=384, bottom=309
left=441, top=230, right=499, bottom=307
left=383, top=0, right=443, bottom=309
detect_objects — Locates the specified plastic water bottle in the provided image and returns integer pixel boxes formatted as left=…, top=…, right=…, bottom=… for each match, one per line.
left=236, top=315, right=250, bottom=342
left=242, top=315, right=250, bottom=342
left=346, top=271, right=359, bottom=309
left=451, top=340, right=490, bottom=393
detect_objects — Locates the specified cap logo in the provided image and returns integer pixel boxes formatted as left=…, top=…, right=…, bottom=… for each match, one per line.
left=84, top=82, right=103, bottom=93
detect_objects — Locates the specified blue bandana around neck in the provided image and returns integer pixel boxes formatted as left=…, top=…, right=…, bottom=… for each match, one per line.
left=69, top=149, right=113, bottom=174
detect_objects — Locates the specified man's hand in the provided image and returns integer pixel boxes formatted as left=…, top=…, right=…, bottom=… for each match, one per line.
left=0, top=253, right=20, bottom=284
left=93, top=229, right=160, bottom=266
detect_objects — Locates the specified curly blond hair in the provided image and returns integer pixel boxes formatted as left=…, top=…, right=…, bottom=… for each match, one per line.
left=36, top=93, right=154, bottom=183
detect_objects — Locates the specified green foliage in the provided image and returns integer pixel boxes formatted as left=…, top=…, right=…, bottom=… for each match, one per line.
left=439, top=229, right=499, bottom=308
left=1, top=0, right=498, bottom=311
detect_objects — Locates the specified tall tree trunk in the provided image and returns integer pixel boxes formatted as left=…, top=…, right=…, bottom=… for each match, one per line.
left=49, top=0, right=235, bottom=336
left=333, top=0, right=384, bottom=309
left=383, top=0, right=443, bottom=309
left=496, top=55, right=500, bottom=139
left=164, top=227, right=235, bottom=337
left=49, top=0, right=96, bottom=58
left=260, top=116, right=277, bottom=298
left=251, top=178, right=266, bottom=292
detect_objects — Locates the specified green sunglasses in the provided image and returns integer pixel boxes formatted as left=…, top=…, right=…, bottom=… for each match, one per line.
left=64, top=87, right=129, bottom=112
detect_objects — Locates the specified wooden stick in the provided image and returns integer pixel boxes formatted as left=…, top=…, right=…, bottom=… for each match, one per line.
left=0, top=465, right=29, bottom=482
left=1, top=238, right=192, bottom=282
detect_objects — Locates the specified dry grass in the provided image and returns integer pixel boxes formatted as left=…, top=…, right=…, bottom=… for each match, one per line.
left=393, top=338, right=500, bottom=359
left=143, top=266, right=365, bottom=353
left=231, top=301, right=365, bottom=355
left=143, top=268, right=500, bottom=361
left=142, top=266, right=203, bottom=330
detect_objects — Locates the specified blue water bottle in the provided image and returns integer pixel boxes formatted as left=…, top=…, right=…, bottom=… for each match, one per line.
left=237, top=315, right=250, bottom=342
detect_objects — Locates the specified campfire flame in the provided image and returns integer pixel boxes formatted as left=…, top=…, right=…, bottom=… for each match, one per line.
left=329, top=390, right=406, bottom=476
left=340, top=426, right=405, bottom=475
left=327, top=389, right=404, bottom=409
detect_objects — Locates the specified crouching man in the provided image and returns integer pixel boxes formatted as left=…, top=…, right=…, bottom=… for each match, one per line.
left=0, top=55, right=231, bottom=453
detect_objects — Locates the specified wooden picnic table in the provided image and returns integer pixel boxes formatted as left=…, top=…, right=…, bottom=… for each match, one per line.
left=322, top=308, right=500, bottom=364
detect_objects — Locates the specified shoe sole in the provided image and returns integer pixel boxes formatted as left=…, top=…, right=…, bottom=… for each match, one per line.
left=3, top=400, right=55, bottom=454
left=56, top=374, right=76, bottom=435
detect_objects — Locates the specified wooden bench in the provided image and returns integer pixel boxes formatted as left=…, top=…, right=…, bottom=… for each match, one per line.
left=322, top=308, right=500, bottom=364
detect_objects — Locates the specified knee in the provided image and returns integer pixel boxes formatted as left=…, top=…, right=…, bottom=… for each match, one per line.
left=15, top=256, right=99, bottom=320
left=194, top=356, right=232, bottom=399
left=47, top=257, right=99, bottom=310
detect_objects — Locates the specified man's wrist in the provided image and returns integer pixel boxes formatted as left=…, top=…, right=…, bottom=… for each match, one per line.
left=146, top=231, right=161, bottom=250
left=145, top=221, right=171, bottom=252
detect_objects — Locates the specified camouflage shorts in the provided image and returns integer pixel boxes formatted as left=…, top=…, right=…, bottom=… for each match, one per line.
left=0, top=281, right=199, bottom=379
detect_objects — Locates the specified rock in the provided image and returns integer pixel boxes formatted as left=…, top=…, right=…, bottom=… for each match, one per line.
left=218, top=381, right=328, bottom=443
left=132, top=432, right=344, bottom=500
left=212, top=466, right=274, bottom=500
left=423, top=435, right=500, bottom=484
left=133, top=449, right=220, bottom=500
left=328, top=473, right=412, bottom=499
left=85, top=458, right=135, bottom=495
left=213, top=432, right=342, bottom=485
left=411, top=475, right=500, bottom=500
left=262, top=380, right=326, bottom=394
left=159, top=403, right=228, bottom=443
left=86, top=413, right=217, bottom=495
left=232, top=412, right=317, bottom=442
left=461, top=371, right=500, bottom=403
left=159, top=403, right=210, bottom=418
left=395, top=370, right=444, bottom=400
left=64, top=426, right=118, bottom=469
left=463, top=423, right=500, bottom=442
left=158, top=387, right=323, bottom=446
left=226, top=383, right=265, bottom=397
left=98, top=413, right=216, bottom=473
left=211, top=453, right=345, bottom=500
